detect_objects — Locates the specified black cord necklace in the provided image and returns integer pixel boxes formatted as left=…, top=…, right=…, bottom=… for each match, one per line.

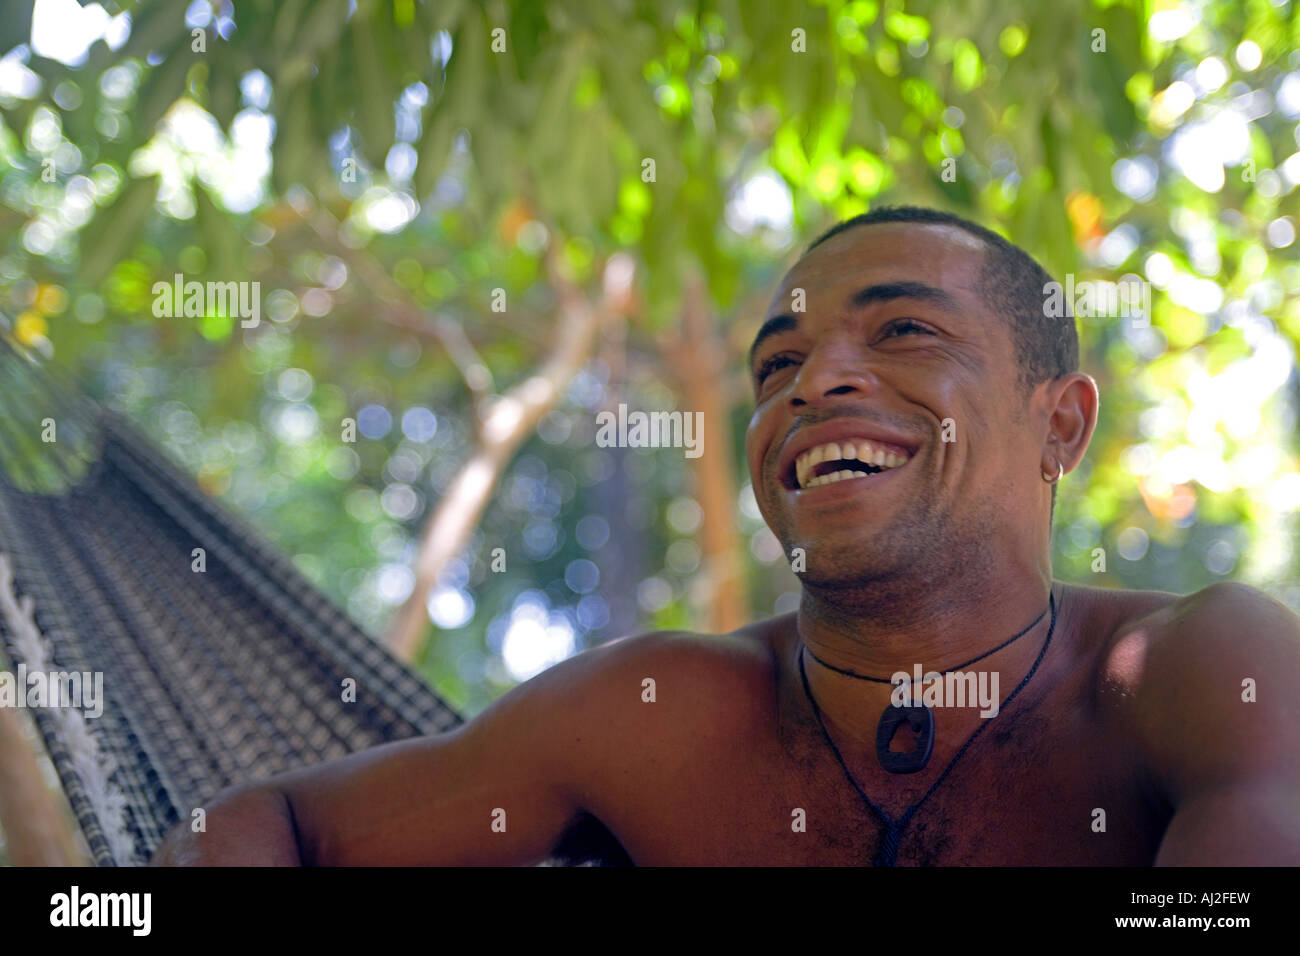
left=797, top=588, right=1058, bottom=866
left=802, top=601, right=1050, bottom=682
left=803, top=595, right=1051, bottom=774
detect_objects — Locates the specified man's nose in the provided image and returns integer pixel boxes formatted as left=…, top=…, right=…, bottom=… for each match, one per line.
left=789, top=346, right=879, bottom=409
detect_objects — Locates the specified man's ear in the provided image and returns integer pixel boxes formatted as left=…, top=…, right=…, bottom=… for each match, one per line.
left=1041, top=372, right=1099, bottom=477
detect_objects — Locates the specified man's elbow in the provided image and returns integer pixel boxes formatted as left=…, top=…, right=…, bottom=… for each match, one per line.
left=150, top=785, right=304, bottom=866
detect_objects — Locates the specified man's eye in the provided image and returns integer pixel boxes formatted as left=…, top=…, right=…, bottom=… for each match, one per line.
left=882, top=318, right=934, bottom=338
left=756, top=354, right=797, bottom=383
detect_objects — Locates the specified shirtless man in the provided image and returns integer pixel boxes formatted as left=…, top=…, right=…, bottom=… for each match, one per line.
left=151, top=206, right=1300, bottom=866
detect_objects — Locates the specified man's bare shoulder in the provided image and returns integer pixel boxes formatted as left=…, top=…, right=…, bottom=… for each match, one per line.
left=564, top=624, right=782, bottom=729
left=1090, top=579, right=1300, bottom=680
left=1091, top=580, right=1300, bottom=800
left=498, top=625, right=783, bottom=799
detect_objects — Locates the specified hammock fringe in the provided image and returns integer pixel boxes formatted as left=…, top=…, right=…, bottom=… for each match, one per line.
left=0, top=553, right=135, bottom=864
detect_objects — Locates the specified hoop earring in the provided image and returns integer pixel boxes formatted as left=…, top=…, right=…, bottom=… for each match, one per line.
left=1041, top=459, right=1063, bottom=484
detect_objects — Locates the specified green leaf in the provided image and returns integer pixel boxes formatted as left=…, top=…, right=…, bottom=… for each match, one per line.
left=206, top=42, right=242, bottom=133
left=420, top=0, right=467, bottom=34
left=79, top=176, right=160, bottom=285
left=413, top=106, right=456, bottom=196
left=951, top=38, right=983, bottom=92
left=194, top=184, right=244, bottom=280
left=117, top=0, right=191, bottom=60
left=277, top=0, right=351, bottom=89
left=137, top=48, right=198, bottom=135
left=350, top=13, right=397, bottom=169
left=0, top=0, right=34, bottom=57
left=271, top=81, right=312, bottom=194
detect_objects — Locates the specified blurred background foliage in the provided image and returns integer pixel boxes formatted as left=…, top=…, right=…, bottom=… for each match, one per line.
left=0, top=0, right=1297, bottom=724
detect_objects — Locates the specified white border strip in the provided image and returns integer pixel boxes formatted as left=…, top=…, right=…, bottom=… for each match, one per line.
left=0, top=552, right=137, bottom=865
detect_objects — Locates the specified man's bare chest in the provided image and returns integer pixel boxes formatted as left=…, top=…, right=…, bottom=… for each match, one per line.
left=597, top=691, right=1168, bottom=865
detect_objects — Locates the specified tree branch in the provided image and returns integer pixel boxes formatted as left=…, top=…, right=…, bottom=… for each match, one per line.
left=289, top=197, right=496, bottom=404
left=657, top=267, right=750, bottom=634
left=384, top=239, right=630, bottom=661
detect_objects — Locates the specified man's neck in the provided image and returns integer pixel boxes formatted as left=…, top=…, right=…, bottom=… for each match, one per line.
left=791, top=558, right=1061, bottom=752
left=796, top=569, right=1056, bottom=679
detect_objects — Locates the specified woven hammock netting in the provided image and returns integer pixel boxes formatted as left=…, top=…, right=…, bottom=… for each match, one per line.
left=0, top=338, right=625, bottom=866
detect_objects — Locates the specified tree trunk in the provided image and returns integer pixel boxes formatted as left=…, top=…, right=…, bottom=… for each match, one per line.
left=386, top=437, right=517, bottom=661
left=0, top=699, right=83, bottom=865
left=385, top=250, right=623, bottom=661
left=664, top=273, right=749, bottom=634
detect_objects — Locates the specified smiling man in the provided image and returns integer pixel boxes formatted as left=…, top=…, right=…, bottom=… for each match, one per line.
left=152, top=206, right=1300, bottom=867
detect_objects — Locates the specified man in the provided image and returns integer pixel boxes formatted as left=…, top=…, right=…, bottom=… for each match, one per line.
left=152, top=206, right=1300, bottom=866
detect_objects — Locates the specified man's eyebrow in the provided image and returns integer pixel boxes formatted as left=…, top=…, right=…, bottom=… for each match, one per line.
left=748, top=282, right=960, bottom=369
left=748, top=314, right=799, bottom=367
left=850, top=280, right=961, bottom=312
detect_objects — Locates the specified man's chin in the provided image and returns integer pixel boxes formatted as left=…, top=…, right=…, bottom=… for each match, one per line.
left=784, top=534, right=907, bottom=584
left=784, top=515, right=897, bottom=555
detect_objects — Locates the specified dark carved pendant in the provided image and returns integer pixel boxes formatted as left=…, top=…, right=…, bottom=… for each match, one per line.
left=875, top=703, right=935, bottom=774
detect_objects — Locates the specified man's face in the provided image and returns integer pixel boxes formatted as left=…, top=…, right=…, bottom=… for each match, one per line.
left=744, top=222, right=1045, bottom=591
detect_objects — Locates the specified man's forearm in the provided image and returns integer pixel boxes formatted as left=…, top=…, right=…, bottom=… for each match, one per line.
left=149, top=786, right=304, bottom=866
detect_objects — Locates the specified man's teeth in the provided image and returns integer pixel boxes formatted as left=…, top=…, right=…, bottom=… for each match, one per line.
left=795, top=440, right=910, bottom=489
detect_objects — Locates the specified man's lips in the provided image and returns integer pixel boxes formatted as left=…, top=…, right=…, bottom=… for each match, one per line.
left=775, top=420, right=919, bottom=490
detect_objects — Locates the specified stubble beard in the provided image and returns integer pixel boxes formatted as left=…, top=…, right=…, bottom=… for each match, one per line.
left=768, top=481, right=1003, bottom=632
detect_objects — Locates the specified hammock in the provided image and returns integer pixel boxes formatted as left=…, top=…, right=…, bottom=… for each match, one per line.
left=0, top=339, right=627, bottom=866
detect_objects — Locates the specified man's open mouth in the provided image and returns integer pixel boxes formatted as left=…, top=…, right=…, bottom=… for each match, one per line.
left=793, top=440, right=911, bottom=489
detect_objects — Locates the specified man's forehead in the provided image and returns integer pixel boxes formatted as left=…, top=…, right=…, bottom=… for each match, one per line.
left=770, top=221, right=987, bottom=308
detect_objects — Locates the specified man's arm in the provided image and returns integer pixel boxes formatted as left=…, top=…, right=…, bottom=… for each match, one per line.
left=1122, top=582, right=1300, bottom=865
left=150, top=636, right=626, bottom=866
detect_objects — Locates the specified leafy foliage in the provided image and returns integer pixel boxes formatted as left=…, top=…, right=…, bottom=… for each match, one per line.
left=0, top=0, right=1297, bottom=712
